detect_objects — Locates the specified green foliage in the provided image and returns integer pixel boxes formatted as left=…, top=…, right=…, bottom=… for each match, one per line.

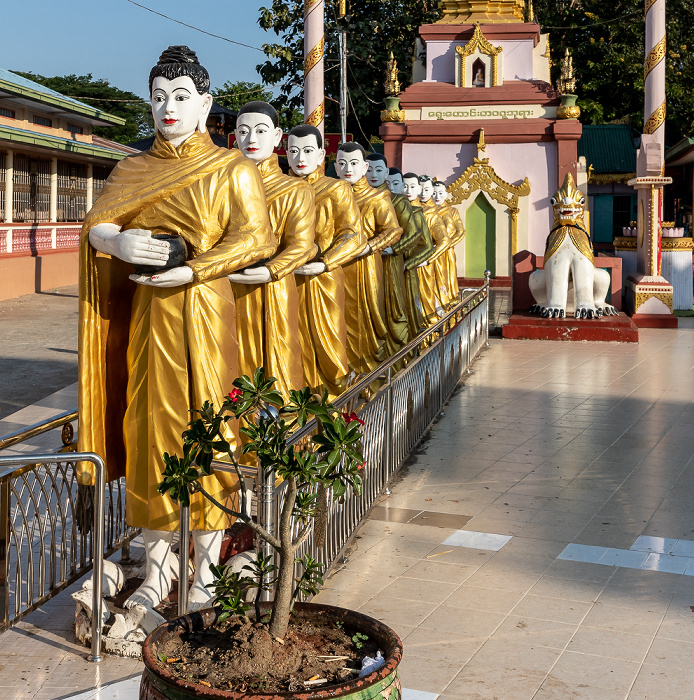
left=352, top=631, right=369, bottom=649
left=11, top=71, right=153, bottom=145
left=534, top=0, right=694, bottom=145
left=158, top=366, right=365, bottom=637
left=256, top=0, right=442, bottom=144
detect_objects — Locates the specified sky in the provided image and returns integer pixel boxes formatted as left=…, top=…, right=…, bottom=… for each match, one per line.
left=1, top=0, right=275, bottom=99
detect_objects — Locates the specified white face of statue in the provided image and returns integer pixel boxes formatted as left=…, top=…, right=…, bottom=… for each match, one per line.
left=336, top=149, right=368, bottom=184
left=287, top=134, right=325, bottom=176
left=235, top=111, right=283, bottom=163
left=150, top=76, right=212, bottom=146
left=366, top=159, right=388, bottom=188
left=386, top=172, right=404, bottom=194
left=432, top=184, right=448, bottom=205
left=419, top=179, right=434, bottom=203
left=402, top=177, right=421, bottom=202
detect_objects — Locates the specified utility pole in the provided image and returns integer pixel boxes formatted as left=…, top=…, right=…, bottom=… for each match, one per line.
left=339, top=0, right=348, bottom=142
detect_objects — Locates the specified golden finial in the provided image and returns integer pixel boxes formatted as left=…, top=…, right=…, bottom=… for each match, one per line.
left=339, top=0, right=346, bottom=17
left=557, top=48, right=577, bottom=94
left=385, top=52, right=401, bottom=96
left=477, top=128, right=487, bottom=153
left=528, top=0, right=534, bottom=21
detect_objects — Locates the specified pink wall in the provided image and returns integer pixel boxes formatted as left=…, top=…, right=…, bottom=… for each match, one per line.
left=402, top=140, right=557, bottom=255
left=426, top=40, right=535, bottom=84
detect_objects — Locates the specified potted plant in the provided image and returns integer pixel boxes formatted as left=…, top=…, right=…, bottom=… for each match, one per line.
left=140, top=368, right=404, bottom=698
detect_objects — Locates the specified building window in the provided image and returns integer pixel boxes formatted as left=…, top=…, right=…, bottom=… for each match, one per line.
left=0, top=107, right=15, bottom=119
left=67, top=124, right=84, bottom=135
left=32, top=115, right=52, bottom=128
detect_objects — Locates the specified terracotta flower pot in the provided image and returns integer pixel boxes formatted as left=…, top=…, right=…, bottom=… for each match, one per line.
left=140, top=602, right=403, bottom=699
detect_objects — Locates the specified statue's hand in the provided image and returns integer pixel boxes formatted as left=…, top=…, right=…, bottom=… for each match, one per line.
left=90, top=226, right=170, bottom=267
left=129, top=266, right=193, bottom=287
left=228, top=266, right=272, bottom=284
left=358, top=244, right=372, bottom=258
left=294, top=262, right=327, bottom=276
left=382, top=247, right=394, bottom=256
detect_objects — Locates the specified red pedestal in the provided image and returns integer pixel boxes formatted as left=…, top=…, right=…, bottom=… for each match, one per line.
left=630, top=313, right=679, bottom=329
left=502, top=313, right=639, bottom=342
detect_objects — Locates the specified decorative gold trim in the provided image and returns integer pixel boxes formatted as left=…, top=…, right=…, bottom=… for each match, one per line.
left=588, top=172, right=636, bottom=184
left=557, top=104, right=581, bottom=120
left=304, top=0, right=321, bottom=10
left=662, top=237, right=694, bottom=250
left=477, top=127, right=486, bottom=152
left=380, top=109, right=405, bottom=123
left=644, top=36, right=666, bottom=77
left=644, top=101, right=666, bottom=134
left=650, top=185, right=657, bottom=276
left=614, top=236, right=637, bottom=250
left=510, top=206, right=519, bottom=256
left=306, top=101, right=325, bottom=126
left=304, top=37, right=324, bottom=74
left=455, top=24, right=503, bottom=87
left=645, top=0, right=658, bottom=13
left=635, top=290, right=673, bottom=313
left=448, top=156, right=530, bottom=208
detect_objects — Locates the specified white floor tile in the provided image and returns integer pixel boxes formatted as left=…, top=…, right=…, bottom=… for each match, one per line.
left=558, top=543, right=609, bottom=563
left=403, top=690, right=439, bottom=700
left=64, top=675, right=140, bottom=700
left=671, top=539, right=694, bottom=557
left=631, top=536, right=678, bottom=554
left=598, top=548, right=649, bottom=568
left=641, top=553, right=691, bottom=574
left=443, top=530, right=512, bottom=551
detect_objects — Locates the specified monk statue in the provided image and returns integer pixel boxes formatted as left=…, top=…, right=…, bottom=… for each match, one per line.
left=432, top=180, right=464, bottom=307
left=287, top=124, right=366, bottom=399
left=366, top=153, right=426, bottom=342
left=78, top=46, right=276, bottom=610
left=229, top=101, right=317, bottom=399
left=529, top=174, right=617, bottom=319
left=402, top=173, right=446, bottom=325
left=336, top=143, right=402, bottom=374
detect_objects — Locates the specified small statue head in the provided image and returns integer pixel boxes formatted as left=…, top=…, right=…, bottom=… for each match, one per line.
left=432, top=180, right=448, bottom=205
left=235, top=101, right=283, bottom=163
left=366, top=153, right=388, bottom=188
left=402, top=172, right=421, bottom=202
left=418, top=175, right=435, bottom=203
left=551, top=173, right=586, bottom=226
left=336, top=142, right=368, bottom=184
left=386, top=167, right=404, bottom=194
left=287, top=124, right=325, bottom=176
left=149, top=46, right=212, bottom=145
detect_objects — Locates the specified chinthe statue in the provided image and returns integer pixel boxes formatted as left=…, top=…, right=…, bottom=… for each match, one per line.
left=529, top=174, right=617, bottom=319
left=78, top=46, right=276, bottom=611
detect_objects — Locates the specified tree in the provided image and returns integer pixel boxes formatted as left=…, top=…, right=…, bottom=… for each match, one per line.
left=257, top=0, right=442, bottom=144
left=11, top=72, right=153, bottom=145
left=534, top=0, right=694, bottom=145
left=211, top=80, right=303, bottom=131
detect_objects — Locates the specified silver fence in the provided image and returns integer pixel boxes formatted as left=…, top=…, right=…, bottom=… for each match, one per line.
left=0, top=412, right=136, bottom=643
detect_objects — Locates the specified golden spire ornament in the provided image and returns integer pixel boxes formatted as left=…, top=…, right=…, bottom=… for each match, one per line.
left=556, top=48, right=581, bottom=119
left=385, top=52, right=401, bottom=96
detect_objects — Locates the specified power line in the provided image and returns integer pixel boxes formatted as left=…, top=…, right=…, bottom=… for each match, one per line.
left=124, top=0, right=265, bottom=53
left=540, top=9, right=643, bottom=30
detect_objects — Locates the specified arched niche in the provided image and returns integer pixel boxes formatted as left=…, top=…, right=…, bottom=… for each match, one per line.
left=455, top=24, right=503, bottom=88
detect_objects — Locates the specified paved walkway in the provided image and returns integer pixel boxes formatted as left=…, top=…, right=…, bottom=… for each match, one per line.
left=1, top=323, right=694, bottom=698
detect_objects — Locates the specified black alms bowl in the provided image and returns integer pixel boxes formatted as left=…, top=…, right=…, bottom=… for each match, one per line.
left=133, top=233, right=188, bottom=275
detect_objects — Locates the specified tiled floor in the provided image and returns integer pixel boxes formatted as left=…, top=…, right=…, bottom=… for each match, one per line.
left=2, top=326, right=694, bottom=698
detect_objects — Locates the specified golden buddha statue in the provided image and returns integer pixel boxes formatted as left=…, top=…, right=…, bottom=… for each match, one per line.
left=433, top=180, right=465, bottom=306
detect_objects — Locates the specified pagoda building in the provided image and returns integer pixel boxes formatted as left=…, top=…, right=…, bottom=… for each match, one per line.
left=380, top=0, right=582, bottom=282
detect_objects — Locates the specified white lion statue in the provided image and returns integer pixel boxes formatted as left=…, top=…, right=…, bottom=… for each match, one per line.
left=529, top=174, right=618, bottom=319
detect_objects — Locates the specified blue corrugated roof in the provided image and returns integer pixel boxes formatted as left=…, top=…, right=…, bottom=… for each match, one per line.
left=577, top=124, right=638, bottom=174
left=0, top=68, right=99, bottom=112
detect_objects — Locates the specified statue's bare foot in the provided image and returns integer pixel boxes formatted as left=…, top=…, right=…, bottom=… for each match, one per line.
left=187, top=529, right=224, bottom=613
left=188, top=579, right=215, bottom=611
left=575, top=305, right=596, bottom=319
left=124, top=572, right=172, bottom=609
left=542, top=306, right=565, bottom=319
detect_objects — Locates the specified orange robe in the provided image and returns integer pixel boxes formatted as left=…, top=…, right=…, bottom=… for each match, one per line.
left=77, top=131, right=276, bottom=531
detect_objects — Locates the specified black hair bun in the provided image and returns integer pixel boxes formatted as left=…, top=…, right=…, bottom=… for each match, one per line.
left=158, top=46, right=200, bottom=65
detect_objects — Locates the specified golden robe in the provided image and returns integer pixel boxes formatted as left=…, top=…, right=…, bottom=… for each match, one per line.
left=77, top=131, right=276, bottom=531
left=231, top=154, right=317, bottom=399
left=296, top=169, right=366, bottom=398
left=344, top=177, right=402, bottom=374
left=380, top=187, right=426, bottom=341
left=438, top=202, right=465, bottom=306
left=412, top=200, right=448, bottom=325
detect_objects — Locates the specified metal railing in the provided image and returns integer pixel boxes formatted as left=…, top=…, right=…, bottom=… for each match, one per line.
left=0, top=411, right=136, bottom=654
left=183, top=273, right=490, bottom=603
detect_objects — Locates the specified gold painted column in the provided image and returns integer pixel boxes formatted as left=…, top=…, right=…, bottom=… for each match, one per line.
left=304, top=0, right=325, bottom=137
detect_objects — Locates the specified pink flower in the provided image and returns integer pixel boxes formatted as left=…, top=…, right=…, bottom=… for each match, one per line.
left=357, top=462, right=366, bottom=471
left=228, top=388, right=243, bottom=403
left=342, top=411, right=365, bottom=426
